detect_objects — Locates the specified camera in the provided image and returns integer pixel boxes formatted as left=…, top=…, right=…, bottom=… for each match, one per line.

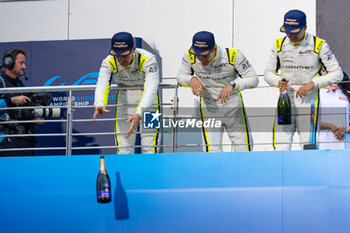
left=10, top=93, right=61, bottom=120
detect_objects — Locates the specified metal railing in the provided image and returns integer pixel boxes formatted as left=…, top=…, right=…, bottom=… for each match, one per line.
left=0, top=79, right=349, bottom=155
left=0, top=83, right=180, bottom=155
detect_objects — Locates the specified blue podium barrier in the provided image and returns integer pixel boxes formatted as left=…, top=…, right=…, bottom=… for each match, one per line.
left=0, top=150, right=349, bottom=233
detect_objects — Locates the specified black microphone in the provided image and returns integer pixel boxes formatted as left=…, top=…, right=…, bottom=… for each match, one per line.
left=23, top=70, right=28, bottom=80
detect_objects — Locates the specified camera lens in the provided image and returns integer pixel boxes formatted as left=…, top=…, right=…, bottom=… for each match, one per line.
left=34, top=107, right=61, bottom=118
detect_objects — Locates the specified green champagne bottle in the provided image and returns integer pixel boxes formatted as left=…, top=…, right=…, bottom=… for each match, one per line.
left=96, top=156, right=112, bottom=203
left=277, top=78, right=292, bottom=125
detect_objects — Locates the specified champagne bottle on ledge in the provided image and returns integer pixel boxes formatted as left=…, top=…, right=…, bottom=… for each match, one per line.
left=277, top=78, right=292, bottom=125
left=96, top=156, right=112, bottom=203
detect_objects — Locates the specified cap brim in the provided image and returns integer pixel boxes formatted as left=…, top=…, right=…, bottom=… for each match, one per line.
left=280, top=25, right=303, bottom=34
left=189, top=47, right=212, bottom=56
left=110, top=49, right=132, bottom=56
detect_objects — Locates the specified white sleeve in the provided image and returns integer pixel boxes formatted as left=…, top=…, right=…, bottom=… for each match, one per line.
left=177, top=51, right=194, bottom=87
left=136, top=55, right=160, bottom=116
left=264, top=43, right=281, bottom=87
left=311, top=42, right=343, bottom=89
left=233, top=50, right=259, bottom=90
left=94, top=58, right=113, bottom=108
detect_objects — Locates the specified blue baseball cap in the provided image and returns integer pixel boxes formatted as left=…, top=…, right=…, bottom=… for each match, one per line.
left=189, top=31, right=215, bottom=56
left=110, top=32, right=134, bottom=56
left=280, top=10, right=307, bottom=34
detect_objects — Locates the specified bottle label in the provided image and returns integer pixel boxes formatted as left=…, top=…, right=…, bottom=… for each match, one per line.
left=280, top=93, right=288, bottom=97
left=278, top=115, right=292, bottom=124
left=278, top=115, right=283, bottom=123
left=98, top=190, right=111, bottom=198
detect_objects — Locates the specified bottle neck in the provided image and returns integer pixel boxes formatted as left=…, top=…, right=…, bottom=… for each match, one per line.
left=281, top=90, right=288, bottom=94
left=99, top=157, right=106, bottom=171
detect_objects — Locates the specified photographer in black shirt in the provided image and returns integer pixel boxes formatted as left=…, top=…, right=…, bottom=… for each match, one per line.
left=0, top=48, right=43, bottom=156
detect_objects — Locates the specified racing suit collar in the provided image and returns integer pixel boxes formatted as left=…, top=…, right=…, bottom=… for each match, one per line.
left=126, top=52, right=136, bottom=68
left=291, top=32, right=307, bottom=46
left=207, top=44, right=218, bottom=65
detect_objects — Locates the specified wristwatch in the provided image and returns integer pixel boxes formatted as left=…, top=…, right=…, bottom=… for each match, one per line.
left=229, top=80, right=236, bottom=89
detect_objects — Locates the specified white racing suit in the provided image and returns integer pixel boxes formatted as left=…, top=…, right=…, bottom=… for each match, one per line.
left=177, top=45, right=258, bottom=152
left=94, top=48, right=160, bottom=154
left=264, top=32, right=343, bottom=150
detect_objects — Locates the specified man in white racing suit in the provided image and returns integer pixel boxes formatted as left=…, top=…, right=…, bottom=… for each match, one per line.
left=177, top=31, right=258, bottom=152
left=264, top=10, right=343, bottom=150
left=93, top=32, right=160, bottom=154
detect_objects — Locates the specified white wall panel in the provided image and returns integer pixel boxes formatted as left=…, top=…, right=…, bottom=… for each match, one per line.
left=0, top=1, right=69, bottom=42
left=69, top=0, right=233, bottom=78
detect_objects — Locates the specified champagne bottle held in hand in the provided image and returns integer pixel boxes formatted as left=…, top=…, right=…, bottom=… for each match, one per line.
left=96, top=156, right=112, bottom=203
left=277, top=78, right=292, bottom=125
